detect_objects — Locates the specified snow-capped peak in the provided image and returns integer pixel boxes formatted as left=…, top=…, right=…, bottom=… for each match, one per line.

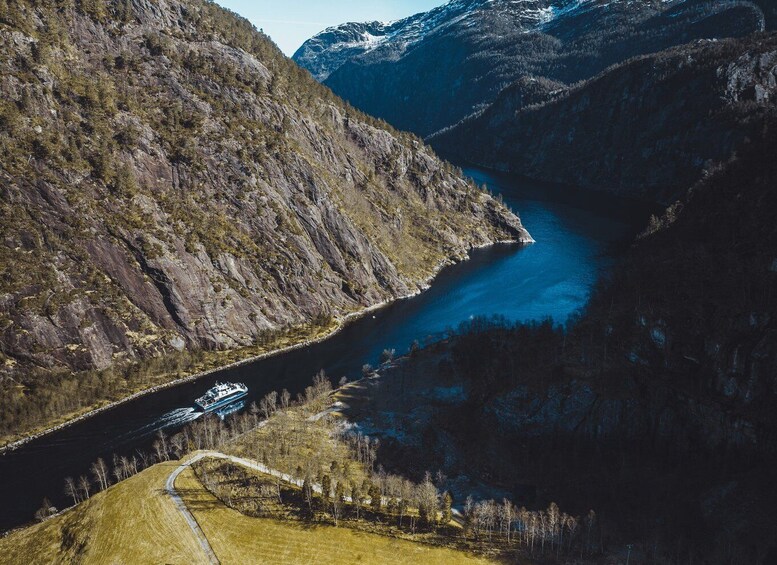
left=293, top=0, right=596, bottom=81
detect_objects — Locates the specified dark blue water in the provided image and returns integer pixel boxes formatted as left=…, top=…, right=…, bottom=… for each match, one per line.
left=0, top=169, right=650, bottom=532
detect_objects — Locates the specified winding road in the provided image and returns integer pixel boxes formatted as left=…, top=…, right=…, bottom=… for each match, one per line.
left=165, top=452, right=220, bottom=564
left=165, top=450, right=325, bottom=564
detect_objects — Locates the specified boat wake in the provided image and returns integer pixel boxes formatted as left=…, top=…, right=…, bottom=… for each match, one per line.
left=156, top=407, right=203, bottom=429
left=108, top=407, right=203, bottom=448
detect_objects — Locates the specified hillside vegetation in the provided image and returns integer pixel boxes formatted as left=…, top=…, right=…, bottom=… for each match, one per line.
left=0, top=0, right=529, bottom=443
left=432, top=33, right=777, bottom=202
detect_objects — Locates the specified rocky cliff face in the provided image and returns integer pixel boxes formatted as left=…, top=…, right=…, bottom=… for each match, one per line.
left=432, top=33, right=777, bottom=203
left=295, top=0, right=765, bottom=137
left=0, top=0, right=530, bottom=379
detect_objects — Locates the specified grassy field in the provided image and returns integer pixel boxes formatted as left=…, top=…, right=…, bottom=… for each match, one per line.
left=0, top=458, right=497, bottom=564
left=176, top=466, right=494, bottom=564
left=0, top=461, right=206, bottom=564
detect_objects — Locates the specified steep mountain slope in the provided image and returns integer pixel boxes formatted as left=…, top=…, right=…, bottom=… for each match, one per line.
left=0, top=1, right=529, bottom=415
left=432, top=33, right=777, bottom=202
left=294, top=0, right=765, bottom=137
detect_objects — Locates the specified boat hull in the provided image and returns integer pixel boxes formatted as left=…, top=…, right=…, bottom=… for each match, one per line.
left=195, top=390, right=248, bottom=413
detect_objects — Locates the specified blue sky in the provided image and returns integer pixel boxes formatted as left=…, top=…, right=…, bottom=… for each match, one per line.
left=215, top=1, right=444, bottom=56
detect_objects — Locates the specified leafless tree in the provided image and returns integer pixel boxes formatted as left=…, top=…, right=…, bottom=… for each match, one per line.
left=351, top=483, right=363, bottom=520
left=120, top=456, right=132, bottom=479
left=259, top=397, right=272, bottom=420
left=502, top=498, right=514, bottom=543
left=331, top=479, right=345, bottom=526
left=90, top=458, right=109, bottom=491
left=170, top=433, right=186, bottom=458
left=137, top=450, right=151, bottom=470
left=266, top=391, right=278, bottom=413
left=128, top=455, right=139, bottom=476
left=78, top=475, right=91, bottom=500
left=417, top=472, right=439, bottom=529
left=155, top=429, right=169, bottom=461
left=280, top=389, right=291, bottom=411
left=112, top=454, right=123, bottom=482
left=380, top=349, right=395, bottom=364
left=64, top=476, right=79, bottom=505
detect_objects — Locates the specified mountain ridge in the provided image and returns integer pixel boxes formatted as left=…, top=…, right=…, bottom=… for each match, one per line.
left=431, top=32, right=777, bottom=203
left=294, top=0, right=765, bottom=137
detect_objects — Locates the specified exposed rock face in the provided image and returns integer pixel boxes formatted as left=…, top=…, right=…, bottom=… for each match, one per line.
left=0, top=0, right=530, bottom=378
left=295, top=0, right=764, bottom=137
left=432, top=34, right=777, bottom=203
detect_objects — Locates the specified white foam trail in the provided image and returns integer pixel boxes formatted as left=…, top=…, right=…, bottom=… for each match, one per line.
left=109, top=408, right=203, bottom=447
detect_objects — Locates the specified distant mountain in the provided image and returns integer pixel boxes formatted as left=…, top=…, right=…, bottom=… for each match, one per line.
left=294, top=0, right=765, bottom=137
left=432, top=33, right=777, bottom=203
left=0, top=1, right=528, bottom=391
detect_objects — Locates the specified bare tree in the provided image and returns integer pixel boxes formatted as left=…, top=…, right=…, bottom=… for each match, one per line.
left=265, top=391, right=278, bottom=414
left=90, top=458, right=109, bottom=491
left=280, top=389, right=291, bottom=411
left=351, top=483, right=363, bottom=520
left=128, top=455, right=138, bottom=476
left=567, top=515, right=579, bottom=554
left=112, top=454, right=124, bottom=483
left=302, top=475, right=314, bottom=513
left=380, top=349, right=395, bottom=364
left=331, top=480, right=345, bottom=526
left=119, top=456, right=132, bottom=479
left=417, top=472, right=439, bottom=529
left=154, top=430, right=170, bottom=462
left=259, top=397, right=272, bottom=420
left=502, top=498, right=514, bottom=543
left=170, top=433, right=186, bottom=458
left=64, top=476, right=79, bottom=505
left=78, top=475, right=91, bottom=500
left=137, top=450, right=151, bottom=470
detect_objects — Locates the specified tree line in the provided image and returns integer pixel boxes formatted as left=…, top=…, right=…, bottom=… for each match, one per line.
left=38, top=369, right=600, bottom=562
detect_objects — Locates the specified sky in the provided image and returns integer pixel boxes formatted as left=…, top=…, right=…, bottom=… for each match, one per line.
left=214, top=1, right=444, bottom=56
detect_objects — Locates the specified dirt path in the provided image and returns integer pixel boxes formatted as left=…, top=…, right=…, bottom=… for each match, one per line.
left=165, top=450, right=323, bottom=565
left=165, top=453, right=220, bottom=564
left=166, top=447, right=465, bottom=560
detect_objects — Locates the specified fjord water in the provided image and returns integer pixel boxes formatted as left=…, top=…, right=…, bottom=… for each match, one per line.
left=0, top=168, right=649, bottom=532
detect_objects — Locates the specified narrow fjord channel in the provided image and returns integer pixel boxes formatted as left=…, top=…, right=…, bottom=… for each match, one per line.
left=0, top=168, right=651, bottom=532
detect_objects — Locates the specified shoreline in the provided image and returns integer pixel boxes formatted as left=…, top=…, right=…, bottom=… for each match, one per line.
left=0, top=237, right=529, bottom=456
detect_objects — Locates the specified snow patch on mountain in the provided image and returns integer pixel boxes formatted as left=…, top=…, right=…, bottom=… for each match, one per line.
left=295, top=0, right=573, bottom=81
